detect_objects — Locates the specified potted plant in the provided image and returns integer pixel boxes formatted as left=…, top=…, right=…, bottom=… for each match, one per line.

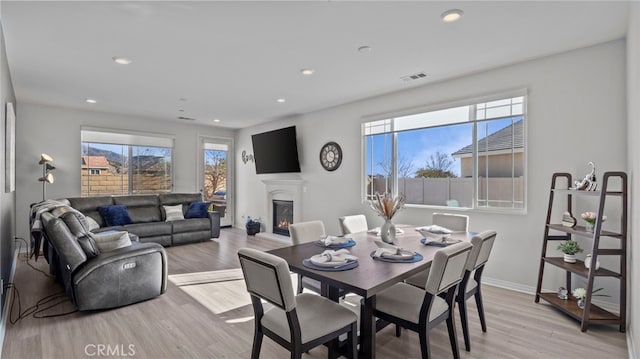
left=557, top=240, right=583, bottom=263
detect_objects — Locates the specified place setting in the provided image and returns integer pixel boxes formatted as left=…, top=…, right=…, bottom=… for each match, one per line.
left=302, top=249, right=359, bottom=271
left=314, top=235, right=356, bottom=249
left=416, top=224, right=462, bottom=247
left=370, top=241, right=423, bottom=263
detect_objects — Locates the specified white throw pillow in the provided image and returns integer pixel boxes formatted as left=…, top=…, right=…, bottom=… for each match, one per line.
left=164, top=204, right=185, bottom=221
left=86, top=216, right=101, bottom=231
left=93, top=231, right=132, bottom=252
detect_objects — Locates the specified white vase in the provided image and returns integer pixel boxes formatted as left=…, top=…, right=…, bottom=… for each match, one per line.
left=577, top=298, right=585, bottom=309
left=563, top=254, right=576, bottom=263
left=380, top=219, right=396, bottom=244
left=585, top=221, right=595, bottom=232
left=584, top=254, right=600, bottom=270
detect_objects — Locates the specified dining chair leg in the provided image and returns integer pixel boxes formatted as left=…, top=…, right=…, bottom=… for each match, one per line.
left=446, top=313, right=461, bottom=359
left=296, top=274, right=304, bottom=294
left=458, top=299, right=471, bottom=351
left=418, top=327, right=431, bottom=359
left=251, top=330, right=263, bottom=359
left=475, top=290, right=487, bottom=332
left=291, top=344, right=302, bottom=359
left=349, top=322, right=358, bottom=359
left=395, top=324, right=402, bottom=337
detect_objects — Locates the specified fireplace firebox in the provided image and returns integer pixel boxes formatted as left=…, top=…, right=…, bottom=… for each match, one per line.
left=273, top=200, right=293, bottom=236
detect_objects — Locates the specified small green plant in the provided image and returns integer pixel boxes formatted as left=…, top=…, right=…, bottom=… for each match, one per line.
left=557, top=240, right=583, bottom=255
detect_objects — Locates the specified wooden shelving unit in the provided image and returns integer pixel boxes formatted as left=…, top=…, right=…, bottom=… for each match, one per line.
left=535, top=172, right=627, bottom=332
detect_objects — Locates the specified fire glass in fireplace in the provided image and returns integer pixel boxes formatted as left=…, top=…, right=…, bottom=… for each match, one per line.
left=273, top=200, right=293, bottom=236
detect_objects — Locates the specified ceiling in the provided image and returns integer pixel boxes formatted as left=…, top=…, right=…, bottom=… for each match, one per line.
left=1, top=1, right=630, bottom=129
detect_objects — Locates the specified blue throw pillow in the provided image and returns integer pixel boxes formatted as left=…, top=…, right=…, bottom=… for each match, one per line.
left=185, top=201, right=210, bottom=219
left=97, top=205, right=133, bottom=226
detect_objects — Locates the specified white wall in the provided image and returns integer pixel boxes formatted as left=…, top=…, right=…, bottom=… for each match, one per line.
left=626, top=2, right=639, bottom=356
left=237, top=40, right=627, bottom=302
left=15, top=103, right=235, bottom=242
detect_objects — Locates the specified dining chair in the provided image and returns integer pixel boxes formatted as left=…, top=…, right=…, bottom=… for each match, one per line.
left=374, top=242, right=472, bottom=359
left=404, top=213, right=470, bottom=288
left=238, top=248, right=358, bottom=359
left=289, top=220, right=326, bottom=294
left=456, top=230, right=497, bottom=352
left=338, top=214, right=368, bottom=235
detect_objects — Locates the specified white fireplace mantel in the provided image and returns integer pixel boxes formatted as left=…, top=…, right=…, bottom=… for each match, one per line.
left=261, top=179, right=304, bottom=234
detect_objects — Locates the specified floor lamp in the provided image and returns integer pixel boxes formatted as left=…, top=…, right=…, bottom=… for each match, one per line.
left=38, top=153, right=55, bottom=201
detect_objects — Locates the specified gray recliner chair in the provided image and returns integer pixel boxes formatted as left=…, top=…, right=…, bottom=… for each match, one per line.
left=41, top=211, right=167, bottom=311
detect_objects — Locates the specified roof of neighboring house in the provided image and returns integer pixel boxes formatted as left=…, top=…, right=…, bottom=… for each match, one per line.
left=82, top=155, right=110, bottom=168
left=451, top=119, right=524, bottom=156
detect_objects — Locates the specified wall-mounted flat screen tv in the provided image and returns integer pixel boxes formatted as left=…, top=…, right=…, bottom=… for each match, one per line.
left=251, top=126, right=301, bottom=174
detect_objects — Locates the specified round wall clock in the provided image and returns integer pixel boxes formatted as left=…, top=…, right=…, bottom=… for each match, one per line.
left=319, top=141, right=342, bottom=171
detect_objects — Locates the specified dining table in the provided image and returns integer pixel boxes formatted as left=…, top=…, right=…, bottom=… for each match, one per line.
left=266, top=225, right=475, bottom=359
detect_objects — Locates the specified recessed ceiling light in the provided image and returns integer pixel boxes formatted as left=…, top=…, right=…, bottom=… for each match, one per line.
left=301, top=69, right=315, bottom=76
left=112, top=56, right=132, bottom=65
left=178, top=109, right=184, bottom=112
left=179, top=98, right=187, bottom=102
left=277, top=98, right=286, bottom=103
left=441, top=9, right=463, bottom=23
left=213, top=119, right=221, bottom=123
left=358, top=46, right=372, bottom=53
left=85, top=98, right=97, bottom=104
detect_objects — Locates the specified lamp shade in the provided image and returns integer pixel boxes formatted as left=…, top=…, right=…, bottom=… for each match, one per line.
left=39, top=153, right=53, bottom=164
left=38, top=173, right=54, bottom=184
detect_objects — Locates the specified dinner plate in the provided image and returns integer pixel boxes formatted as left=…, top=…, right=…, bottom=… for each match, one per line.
left=370, top=250, right=424, bottom=263
left=313, top=238, right=356, bottom=248
left=302, top=259, right=359, bottom=271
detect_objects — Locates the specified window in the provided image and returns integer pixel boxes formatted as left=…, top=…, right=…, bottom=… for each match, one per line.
left=81, top=129, right=174, bottom=197
left=363, top=94, right=526, bottom=210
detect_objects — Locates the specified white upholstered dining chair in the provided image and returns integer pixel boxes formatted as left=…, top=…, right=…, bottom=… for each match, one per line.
left=289, top=220, right=325, bottom=294
left=338, top=214, right=368, bottom=235
left=238, top=248, right=358, bottom=359
left=374, top=242, right=472, bottom=359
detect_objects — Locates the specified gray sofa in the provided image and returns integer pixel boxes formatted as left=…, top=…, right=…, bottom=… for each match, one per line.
left=41, top=211, right=167, bottom=310
left=66, top=193, right=221, bottom=246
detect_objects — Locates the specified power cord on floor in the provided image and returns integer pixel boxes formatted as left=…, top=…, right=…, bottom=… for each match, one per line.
left=14, top=237, right=53, bottom=278
left=6, top=238, right=78, bottom=322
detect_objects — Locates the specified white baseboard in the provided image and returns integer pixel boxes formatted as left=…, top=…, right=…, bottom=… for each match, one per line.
left=0, top=248, right=19, bottom=359
left=628, top=327, right=637, bottom=359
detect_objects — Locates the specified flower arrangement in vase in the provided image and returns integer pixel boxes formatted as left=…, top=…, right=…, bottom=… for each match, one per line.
left=557, top=240, right=582, bottom=263
left=370, top=192, right=405, bottom=244
left=581, top=211, right=606, bottom=232
left=572, top=287, right=609, bottom=309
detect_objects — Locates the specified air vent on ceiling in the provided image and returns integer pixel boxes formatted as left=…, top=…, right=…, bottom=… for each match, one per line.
left=400, top=72, right=428, bottom=82
left=178, top=116, right=196, bottom=121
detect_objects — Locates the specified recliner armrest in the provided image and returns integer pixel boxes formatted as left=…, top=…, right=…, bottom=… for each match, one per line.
left=73, top=242, right=167, bottom=293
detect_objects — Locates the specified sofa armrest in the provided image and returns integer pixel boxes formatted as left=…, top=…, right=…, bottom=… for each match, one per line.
left=209, top=211, right=221, bottom=238
left=72, top=242, right=167, bottom=310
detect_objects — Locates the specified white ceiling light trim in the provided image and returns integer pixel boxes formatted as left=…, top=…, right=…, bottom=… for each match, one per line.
left=85, top=98, right=97, bottom=104
left=277, top=98, right=286, bottom=103
left=301, top=68, right=315, bottom=76
left=441, top=9, right=463, bottom=23
left=112, top=56, right=132, bottom=65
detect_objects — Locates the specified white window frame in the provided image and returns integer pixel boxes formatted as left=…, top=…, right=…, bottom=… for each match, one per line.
left=361, top=90, right=527, bottom=214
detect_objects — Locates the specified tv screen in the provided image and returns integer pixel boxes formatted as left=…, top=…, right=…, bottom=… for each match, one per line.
left=251, top=126, right=301, bottom=174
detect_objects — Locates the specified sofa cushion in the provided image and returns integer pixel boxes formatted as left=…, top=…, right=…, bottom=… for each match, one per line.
left=78, top=234, right=100, bottom=258
left=163, top=204, right=184, bottom=221
left=61, top=212, right=90, bottom=237
left=92, top=231, right=132, bottom=252
left=185, top=201, right=210, bottom=219
left=171, top=218, right=211, bottom=233
left=113, top=195, right=161, bottom=223
left=123, top=222, right=172, bottom=237
left=68, top=196, right=114, bottom=227
left=97, top=205, right=133, bottom=226
left=86, top=216, right=101, bottom=231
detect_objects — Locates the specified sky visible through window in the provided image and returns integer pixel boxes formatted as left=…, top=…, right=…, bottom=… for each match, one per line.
left=366, top=117, right=519, bottom=178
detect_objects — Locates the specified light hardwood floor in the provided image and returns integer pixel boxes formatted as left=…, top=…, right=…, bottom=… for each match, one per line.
left=2, top=228, right=628, bottom=358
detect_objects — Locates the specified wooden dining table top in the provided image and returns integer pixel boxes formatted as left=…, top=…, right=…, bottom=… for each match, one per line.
left=267, top=225, right=475, bottom=298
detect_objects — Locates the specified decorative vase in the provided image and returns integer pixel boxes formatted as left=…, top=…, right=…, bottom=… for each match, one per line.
left=577, top=298, right=585, bottom=309
left=584, top=254, right=600, bottom=270
left=380, top=219, right=396, bottom=244
left=585, top=221, right=595, bottom=232
left=563, top=254, right=576, bottom=263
